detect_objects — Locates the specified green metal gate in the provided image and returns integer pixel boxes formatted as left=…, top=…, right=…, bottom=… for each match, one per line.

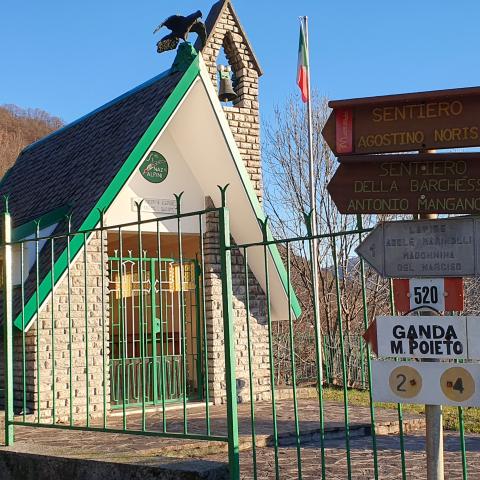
left=108, top=255, right=203, bottom=408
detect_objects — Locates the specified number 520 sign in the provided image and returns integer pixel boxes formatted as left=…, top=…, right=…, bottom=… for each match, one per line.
left=393, top=278, right=464, bottom=313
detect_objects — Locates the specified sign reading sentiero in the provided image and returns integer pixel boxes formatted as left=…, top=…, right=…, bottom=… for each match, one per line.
left=376, top=316, right=469, bottom=359
left=356, top=216, right=480, bottom=278
left=321, top=86, right=480, bottom=156
left=327, top=153, right=480, bottom=214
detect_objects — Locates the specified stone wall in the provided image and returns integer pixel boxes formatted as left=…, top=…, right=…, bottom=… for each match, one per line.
left=201, top=1, right=263, bottom=202
left=0, top=231, right=110, bottom=423
left=204, top=198, right=270, bottom=404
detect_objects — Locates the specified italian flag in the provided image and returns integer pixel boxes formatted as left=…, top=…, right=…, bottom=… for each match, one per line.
left=297, top=20, right=309, bottom=103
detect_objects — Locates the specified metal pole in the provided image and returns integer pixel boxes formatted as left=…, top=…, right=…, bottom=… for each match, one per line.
left=419, top=151, right=444, bottom=480
left=219, top=205, right=240, bottom=480
left=304, top=14, right=323, bottom=389
left=3, top=198, right=14, bottom=445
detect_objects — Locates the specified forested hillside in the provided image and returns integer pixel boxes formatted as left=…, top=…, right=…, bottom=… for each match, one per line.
left=0, top=104, right=63, bottom=178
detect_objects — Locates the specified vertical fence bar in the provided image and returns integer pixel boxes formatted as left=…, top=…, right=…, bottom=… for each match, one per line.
left=331, top=237, right=352, bottom=480
left=286, top=244, right=302, bottom=479
left=175, top=194, right=188, bottom=433
left=260, top=218, right=280, bottom=480
left=99, top=212, right=107, bottom=429
left=243, top=248, right=258, bottom=480
left=150, top=257, right=158, bottom=406
left=136, top=204, right=146, bottom=431
left=305, top=213, right=326, bottom=480
left=66, top=217, right=74, bottom=426
left=198, top=214, right=210, bottom=435
left=156, top=221, right=167, bottom=431
left=389, top=278, right=407, bottom=480
left=35, top=221, right=41, bottom=423
left=118, top=227, right=127, bottom=429
left=458, top=406, right=468, bottom=480
left=356, top=214, right=379, bottom=480
left=3, top=199, right=14, bottom=445
left=218, top=204, right=240, bottom=480
left=83, top=232, right=90, bottom=426
left=20, top=242, right=26, bottom=423
left=50, top=238, right=56, bottom=424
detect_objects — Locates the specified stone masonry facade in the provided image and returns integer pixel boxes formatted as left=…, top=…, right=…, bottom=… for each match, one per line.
left=1, top=1, right=273, bottom=417
left=201, top=1, right=263, bottom=203
left=201, top=1, right=271, bottom=405
left=204, top=198, right=270, bottom=404
left=1, top=231, right=109, bottom=422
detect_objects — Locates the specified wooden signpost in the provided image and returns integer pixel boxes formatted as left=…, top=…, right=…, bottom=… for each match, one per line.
left=323, top=85, right=480, bottom=480
left=327, top=153, right=480, bottom=214
left=322, top=86, right=480, bottom=156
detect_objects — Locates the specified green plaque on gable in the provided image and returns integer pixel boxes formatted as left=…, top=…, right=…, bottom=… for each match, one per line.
left=140, top=151, right=168, bottom=183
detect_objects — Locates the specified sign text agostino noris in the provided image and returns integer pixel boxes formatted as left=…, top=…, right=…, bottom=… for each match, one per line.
left=322, top=86, right=480, bottom=155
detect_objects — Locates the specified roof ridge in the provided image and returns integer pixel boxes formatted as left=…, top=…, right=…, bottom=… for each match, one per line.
left=22, top=68, right=173, bottom=154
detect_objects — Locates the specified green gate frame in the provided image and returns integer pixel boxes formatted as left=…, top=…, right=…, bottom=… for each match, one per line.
left=107, top=255, right=204, bottom=409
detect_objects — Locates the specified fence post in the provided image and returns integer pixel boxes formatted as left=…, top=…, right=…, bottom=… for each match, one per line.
left=218, top=205, right=240, bottom=480
left=3, top=198, right=14, bottom=445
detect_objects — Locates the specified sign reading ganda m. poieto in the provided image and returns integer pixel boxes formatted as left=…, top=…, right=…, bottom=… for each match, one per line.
left=321, top=86, right=480, bottom=155
left=140, top=151, right=168, bottom=183
left=356, top=216, right=480, bottom=278
left=376, top=316, right=468, bottom=359
left=327, top=153, right=480, bottom=214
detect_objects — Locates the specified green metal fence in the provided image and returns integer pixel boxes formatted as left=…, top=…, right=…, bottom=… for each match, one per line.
left=225, top=212, right=472, bottom=480
left=1, top=193, right=474, bottom=479
left=1, top=198, right=238, bottom=464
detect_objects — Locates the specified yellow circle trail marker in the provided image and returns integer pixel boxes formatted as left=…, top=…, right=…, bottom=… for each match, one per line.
left=440, top=366, right=475, bottom=402
left=389, top=365, right=422, bottom=399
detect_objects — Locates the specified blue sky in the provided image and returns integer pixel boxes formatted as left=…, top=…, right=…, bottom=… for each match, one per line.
left=1, top=1, right=479, bottom=124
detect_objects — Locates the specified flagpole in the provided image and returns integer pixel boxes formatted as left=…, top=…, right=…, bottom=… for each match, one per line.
left=303, top=16, right=325, bottom=471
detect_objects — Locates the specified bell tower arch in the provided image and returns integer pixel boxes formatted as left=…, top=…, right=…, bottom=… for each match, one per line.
left=197, top=0, right=263, bottom=202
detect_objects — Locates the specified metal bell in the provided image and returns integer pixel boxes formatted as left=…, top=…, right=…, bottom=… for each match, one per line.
left=217, top=65, right=237, bottom=102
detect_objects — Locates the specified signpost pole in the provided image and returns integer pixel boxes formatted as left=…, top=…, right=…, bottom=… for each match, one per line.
left=419, top=149, right=444, bottom=480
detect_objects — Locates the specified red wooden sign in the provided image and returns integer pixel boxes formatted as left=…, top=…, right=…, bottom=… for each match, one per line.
left=335, top=108, right=353, bottom=154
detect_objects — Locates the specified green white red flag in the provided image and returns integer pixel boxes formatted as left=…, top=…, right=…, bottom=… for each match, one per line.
left=297, top=19, right=309, bottom=103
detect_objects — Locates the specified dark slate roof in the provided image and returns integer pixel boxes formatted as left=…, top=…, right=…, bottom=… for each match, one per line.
left=0, top=68, right=184, bottom=326
left=0, top=68, right=183, bottom=233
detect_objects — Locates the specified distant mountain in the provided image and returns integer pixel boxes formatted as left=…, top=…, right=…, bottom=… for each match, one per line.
left=0, top=104, right=63, bottom=178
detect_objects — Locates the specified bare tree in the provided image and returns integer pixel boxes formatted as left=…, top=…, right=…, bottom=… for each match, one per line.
left=263, top=94, right=390, bottom=386
left=0, top=104, right=63, bottom=178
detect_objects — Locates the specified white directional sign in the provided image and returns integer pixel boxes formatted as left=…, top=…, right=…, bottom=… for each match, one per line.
left=376, top=316, right=468, bottom=359
left=356, top=216, right=480, bottom=278
left=372, top=360, right=480, bottom=407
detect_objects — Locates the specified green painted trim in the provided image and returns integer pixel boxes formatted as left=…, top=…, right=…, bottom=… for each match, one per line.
left=12, top=205, right=72, bottom=241
left=14, top=55, right=200, bottom=331
left=198, top=65, right=302, bottom=318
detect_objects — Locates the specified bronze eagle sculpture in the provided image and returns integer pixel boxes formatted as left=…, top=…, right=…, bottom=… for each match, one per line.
left=153, top=10, right=207, bottom=53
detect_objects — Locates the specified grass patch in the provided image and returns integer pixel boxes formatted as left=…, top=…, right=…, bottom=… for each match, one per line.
left=321, top=386, right=480, bottom=434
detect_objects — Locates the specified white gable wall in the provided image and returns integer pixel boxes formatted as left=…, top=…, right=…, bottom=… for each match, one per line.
left=106, top=128, right=205, bottom=234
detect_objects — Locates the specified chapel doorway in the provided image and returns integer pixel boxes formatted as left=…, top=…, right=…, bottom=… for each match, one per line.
left=107, top=231, right=204, bottom=409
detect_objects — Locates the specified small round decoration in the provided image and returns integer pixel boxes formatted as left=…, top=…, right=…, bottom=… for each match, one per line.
left=140, top=151, right=168, bottom=183
left=389, top=365, right=422, bottom=399
left=440, top=366, right=475, bottom=403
